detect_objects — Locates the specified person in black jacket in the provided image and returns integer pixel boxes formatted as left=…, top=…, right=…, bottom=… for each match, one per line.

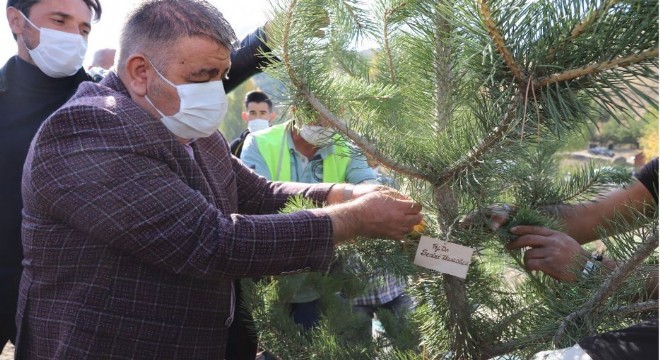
left=0, top=0, right=102, bottom=348
left=0, top=0, right=273, bottom=351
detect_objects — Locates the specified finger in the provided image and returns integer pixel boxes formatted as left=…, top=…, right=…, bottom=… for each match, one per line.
left=489, top=207, right=510, bottom=231
left=410, top=213, right=424, bottom=226
left=523, top=247, right=549, bottom=261
left=378, top=189, right=409, bottom=200
left=523, top=258, right=549, bottom=274
left=402, top=214, right=424, bottom=230
left=386, top=197, right=422, bottom=214
left=510, top=225, right=557, bottom=237
left=506, top=234, right=552, bottom=250
left=524, top=258, right=566, bottom=281
left=386, top=228, right=407, bottom=241
left=405, top=202, right=423, bottom=214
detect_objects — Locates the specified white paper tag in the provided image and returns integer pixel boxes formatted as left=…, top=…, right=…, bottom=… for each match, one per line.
left=414, top=236, right=474, bottom=278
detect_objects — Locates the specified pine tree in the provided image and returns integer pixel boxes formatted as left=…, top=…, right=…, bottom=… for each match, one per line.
left=244, top=0, right=659, bottom=358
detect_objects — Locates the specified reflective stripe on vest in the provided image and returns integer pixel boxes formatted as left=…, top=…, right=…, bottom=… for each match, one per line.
left=253, top=121, right=351, bottom=182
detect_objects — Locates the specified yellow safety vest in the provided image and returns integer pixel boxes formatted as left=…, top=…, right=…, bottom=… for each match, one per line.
left=253, top=121, right=351, bottom=182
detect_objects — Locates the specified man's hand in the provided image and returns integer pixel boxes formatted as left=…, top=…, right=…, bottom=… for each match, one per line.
left=325, top=189, right=423, bottom=242
left=325, top=183, right=389, bottom=204
left=460, top=204, right=513, bottom=231
left=349, top=183, right=390, bottom=200
left=506, top=226, right=590, bottom=282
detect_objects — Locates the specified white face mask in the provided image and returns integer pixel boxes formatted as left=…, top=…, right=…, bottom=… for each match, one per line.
left=247, top=119, right=270, bottom=133
left=20, top=11, right=87, bottom=78
left=144, top=60, right=228, bottom=141
left=299, top=125, right=335, bottom=147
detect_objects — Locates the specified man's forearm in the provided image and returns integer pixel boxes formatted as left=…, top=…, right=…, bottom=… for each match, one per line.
left=548, top=181, right=655, bottom=244
left=310, top=202, right=361, bottom=246
left=325, top=183, right=354, bottom=205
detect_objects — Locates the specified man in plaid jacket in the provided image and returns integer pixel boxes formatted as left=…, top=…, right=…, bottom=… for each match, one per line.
left=15, top=1, right=423, bottom=358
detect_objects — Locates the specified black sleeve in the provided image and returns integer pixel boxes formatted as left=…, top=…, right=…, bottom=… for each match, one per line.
left=578, top=317, right=658, bottom=360
left=224, top=27, right=275, bottom=93
left=634, top=157, right=658, bottom=204
left=229, top=130, right=249, bottom=158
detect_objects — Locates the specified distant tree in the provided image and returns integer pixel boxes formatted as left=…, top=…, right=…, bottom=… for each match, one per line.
left=640, top=108, right=659, bottom=158
left=596, top=117, right=646, bottom=147
left=219, top=79, right=257, bottom=141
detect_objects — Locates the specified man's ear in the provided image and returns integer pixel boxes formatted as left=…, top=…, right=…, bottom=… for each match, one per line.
left=7, top=7, right=25, bottom=36
left=269, top=112, right=276, bottom=121
left=124, top=54, right=149, bottom=96
left=241, top=112, right=249, bottom=122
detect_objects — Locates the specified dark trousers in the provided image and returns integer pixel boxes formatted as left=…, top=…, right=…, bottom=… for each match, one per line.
left=289, top=300, right=321, bottom=330
left=352, top=294, right=414, bottom=340
left=0, top=268, right=21, bottom=346
left=225, top=280, right=258, bottom=360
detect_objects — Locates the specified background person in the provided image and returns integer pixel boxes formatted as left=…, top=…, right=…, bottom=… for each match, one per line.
left=0, top=0, right=102, bottom=348
left=89, top=47, right=115, bottom=69
left=241, top=108, right=412, bottom=335
left=87, top=47, right=115, bottom=81
left=15, top=1, right=423, bottom=358
left=230, top=90, right=276, bottom=157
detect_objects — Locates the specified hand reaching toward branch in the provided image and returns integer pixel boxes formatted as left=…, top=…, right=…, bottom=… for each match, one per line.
left=322, top=189, right=423, bottom=243
left=506, top=225, right=592, bottom=282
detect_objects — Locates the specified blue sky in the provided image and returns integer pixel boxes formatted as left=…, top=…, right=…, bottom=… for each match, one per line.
left=0, top=0, right=271, bottom=67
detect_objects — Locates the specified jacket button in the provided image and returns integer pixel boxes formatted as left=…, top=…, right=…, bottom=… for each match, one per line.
left=224, top=316, right=233, bottom=327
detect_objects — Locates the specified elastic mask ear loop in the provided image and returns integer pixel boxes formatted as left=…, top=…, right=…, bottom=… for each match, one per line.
left=146, top=58, right=177, bottom=89
left=144, top=57, right=177, bottom=117
left=17, top=10, right=39, bottom=51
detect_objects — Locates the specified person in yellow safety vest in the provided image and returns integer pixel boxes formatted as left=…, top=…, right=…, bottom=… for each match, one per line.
left=241, top=114, right=412, bottom=335
left=243, top=120, right=352, bottom=183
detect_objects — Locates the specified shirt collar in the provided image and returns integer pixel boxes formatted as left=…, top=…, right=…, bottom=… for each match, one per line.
left=285, top=127, right=336, bottom=159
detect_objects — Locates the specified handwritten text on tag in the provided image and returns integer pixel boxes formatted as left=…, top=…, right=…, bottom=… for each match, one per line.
left=414, top=236, right=474, bottom=279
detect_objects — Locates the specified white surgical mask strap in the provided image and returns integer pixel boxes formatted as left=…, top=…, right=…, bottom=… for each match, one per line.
left=18, top=9, right=38, bottom=30
left=146, top=58, right=177, bottom=89
left=144, top=95, right=167, bottom=119
left=17, top=10, right=39, bottom=51
left=144, top=58, right=178, bottom=118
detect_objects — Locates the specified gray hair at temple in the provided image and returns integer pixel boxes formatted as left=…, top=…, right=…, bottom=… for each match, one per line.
left=117, top=0, right=238, bottom=73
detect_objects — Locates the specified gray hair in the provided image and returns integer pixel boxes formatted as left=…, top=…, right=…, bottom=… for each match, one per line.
left=117, top=0, right=237, bottom=73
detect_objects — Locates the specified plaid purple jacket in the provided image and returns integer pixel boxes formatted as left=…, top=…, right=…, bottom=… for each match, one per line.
left=16, top=72, right=335, bottom=359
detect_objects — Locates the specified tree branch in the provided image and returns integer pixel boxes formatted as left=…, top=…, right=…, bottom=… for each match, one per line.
left=478, top=0, right=526, bottom=86
left=382, top=5, right=403, bottom=83
left=548, top=0, right=621, bottom=57
left=281, top=0, right=297, bottom=88
left=491, top=303, right=539, bottom=340
left=443, top=274, right=478, bottom=357
left=480, top=333, right=550, bottom=360
left=303, top=90, right=432, bottom=182
left=553, top=230, right=659, bottom=344
left=434, top=4, right=453, bottom=133
left=436, top=100, right=519, bottom=186
left=340, top=0, right=365, bottom=31
left=610, top=301, right=658, bottom=316
left=280, top=0, right=429, bottom=183
left=569, top=0, right=619, bottom=41
left=535, top=48, right=659, bottom=88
